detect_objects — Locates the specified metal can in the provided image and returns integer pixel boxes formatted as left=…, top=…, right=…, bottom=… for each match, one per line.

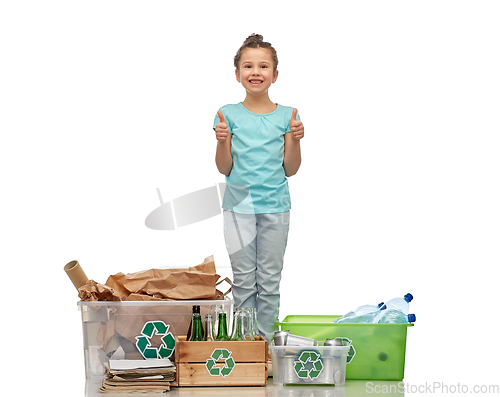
left=285, top=334, right=318, bottom=347
left=324, top=338, right=342, bottom=346
left=320, top=356, right=334, bottom=383
left=334, top=370, right=346, bottom=386
left=273, top=331, right=289, bottom=346
left=283, top=355, right=297, bottom=384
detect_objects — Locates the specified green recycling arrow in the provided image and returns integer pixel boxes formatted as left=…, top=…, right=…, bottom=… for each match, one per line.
left=294, top=361, right=308, bottom=378
left=142, top=322, right=155, bottom=338
left=293, top=349, right=324, bottom=380
left=206, top=359, right=220, bottom=376
left=136, top=336, right=149, bottom=352
left=334, top=337, right=356, bottom=363
left=206, top=348, right=235, bottom=378
left=135, top=320, right=175, bottom=359
left=154, top=321, right=168, bottom=334
left=161, top=333, right=175, bottom=350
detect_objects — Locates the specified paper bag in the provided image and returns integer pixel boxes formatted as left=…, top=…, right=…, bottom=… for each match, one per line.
left=105, top=255, right=227, bottom=301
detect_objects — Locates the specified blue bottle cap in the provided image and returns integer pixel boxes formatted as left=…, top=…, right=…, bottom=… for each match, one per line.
left=404, top=293, right=413, bottom=303
left=407, top=314, right=416, bottom=323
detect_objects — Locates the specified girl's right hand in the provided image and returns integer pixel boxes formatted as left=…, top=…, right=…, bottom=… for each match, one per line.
left=215, top=110, right=229, bottom=141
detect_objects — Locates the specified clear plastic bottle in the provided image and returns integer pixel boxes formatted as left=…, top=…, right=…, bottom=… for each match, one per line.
left=385, top=293, right=413, bottom=314
left=334, top=310, right=380, bottom=324
left=354, top=302, right=386, bottom=315
left=376, top=309, right=416, bottom=324
left=333, top=302, right=386, bottom=323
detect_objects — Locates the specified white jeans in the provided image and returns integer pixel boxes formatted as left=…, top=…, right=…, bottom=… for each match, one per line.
left=223, top=210, right=290, bottom=342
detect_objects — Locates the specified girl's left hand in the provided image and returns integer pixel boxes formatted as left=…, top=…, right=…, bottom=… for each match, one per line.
left=289, top=108, right=304, bottom=140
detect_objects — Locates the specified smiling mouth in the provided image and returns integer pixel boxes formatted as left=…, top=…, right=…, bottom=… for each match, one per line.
left=249, top=80, right=263, bottom=84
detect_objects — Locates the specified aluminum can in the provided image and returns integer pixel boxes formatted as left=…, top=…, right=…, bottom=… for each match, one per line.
left=324, top=338, right=342, bottom=346
left=273, top=331, right=289, bottom=346
left=286, top=333, right=318, bottom=347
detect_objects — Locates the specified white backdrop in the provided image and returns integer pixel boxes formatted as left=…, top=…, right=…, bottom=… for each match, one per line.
left=2, top=1, right=499, bottom=395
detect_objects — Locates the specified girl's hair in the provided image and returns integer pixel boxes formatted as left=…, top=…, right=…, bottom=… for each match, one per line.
left=234, top=34, right=278, bottom=71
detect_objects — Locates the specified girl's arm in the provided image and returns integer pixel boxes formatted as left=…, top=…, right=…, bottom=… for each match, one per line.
left=283, top=133, right=301, bottom=177
left=283, top=108, right=304, bottom=177
left=215, top=110, right=233, bottom=176
left=215, top=134, right=233, bottom=176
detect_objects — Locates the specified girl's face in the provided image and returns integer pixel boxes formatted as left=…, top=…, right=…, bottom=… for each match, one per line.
left=235, top=47, right=278, bottom=98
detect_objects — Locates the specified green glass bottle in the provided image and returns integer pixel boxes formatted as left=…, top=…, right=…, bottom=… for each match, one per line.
left=189, top=311, right=204, bottom=341
left=186, top=305, right=204, bottom=340
left=215, top=312, right=229, bottom=341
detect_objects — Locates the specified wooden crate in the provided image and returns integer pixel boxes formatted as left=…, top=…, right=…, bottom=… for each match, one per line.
left=175, top=336, right=268, bottom=386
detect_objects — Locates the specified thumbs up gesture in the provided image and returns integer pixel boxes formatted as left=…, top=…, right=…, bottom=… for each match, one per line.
left=289, top=108, right=304, bottom=140
left=215, top=110, right=229, bottom=141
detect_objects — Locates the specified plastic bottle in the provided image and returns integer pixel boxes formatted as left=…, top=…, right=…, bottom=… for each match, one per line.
left=334, top=311, right=381, bottom=324
left=215, top=312, right=229, bottom=341
left=354, top=302, right=386, bottom=315
left=188, top=307, right=204, bottom=341
left=333, top=302, right=386, bottom=323
left=376, top=309, right=416, bottom=324
left=385, top=293, right=413, bottom=314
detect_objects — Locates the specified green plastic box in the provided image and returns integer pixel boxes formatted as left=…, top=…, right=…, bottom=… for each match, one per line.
left=276, top=315, right=414, bottom=381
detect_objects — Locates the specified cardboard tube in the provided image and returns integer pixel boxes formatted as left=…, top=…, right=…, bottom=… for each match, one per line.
left=64, top=260, right=89, bottom=290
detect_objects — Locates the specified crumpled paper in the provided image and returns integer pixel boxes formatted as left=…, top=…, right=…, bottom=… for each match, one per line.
left=78, top=279, right=121, bottom=301
left=105, top=255, right=227, bottom=301
left=77, top=255, right=231, bottom=302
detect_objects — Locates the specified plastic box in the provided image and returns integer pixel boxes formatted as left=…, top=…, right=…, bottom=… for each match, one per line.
left=78, top=299, right=233, bottom=379
left=271, top=345, right=350, bottom=386
left=276, top=315, right=413, bottom=381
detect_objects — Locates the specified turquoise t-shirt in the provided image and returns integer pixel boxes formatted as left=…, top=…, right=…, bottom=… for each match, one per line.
left=213, top=103, right=300, bottom=214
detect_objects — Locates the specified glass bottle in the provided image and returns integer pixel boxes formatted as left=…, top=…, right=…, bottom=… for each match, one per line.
left=215, top=312, right=229, bottom=341
left=189, top=307, right=204, bottom=341
left=187, top=305, right=204, bottom=341
left=231, top=307, right=255, bottom=341
left=210, top=304, right=224, bottom=339
left=231, top=311, right=244, bottom=341
left=204, top=314, right=215, bottom=341
left=250, top=307, right=258, bottom=339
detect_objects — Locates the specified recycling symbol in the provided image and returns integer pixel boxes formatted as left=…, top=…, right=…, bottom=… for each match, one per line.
left=334, top=337, right=356, bottom=363
left=135, top=321, right=175, bottom=359
left=205, top=348, right=235, bottom=378
left=293, top=350, right=324, bottom=380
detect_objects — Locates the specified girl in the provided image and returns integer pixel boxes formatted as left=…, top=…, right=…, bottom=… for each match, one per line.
left=213, top=34, right=304, bottom=342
